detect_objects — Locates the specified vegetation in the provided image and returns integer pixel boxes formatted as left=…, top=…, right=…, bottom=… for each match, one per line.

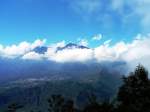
left=117, top=65, right=150, bottom=112
left=3, top=64, right=150, bottom=112
left=6, top=103, right=23, bottom=112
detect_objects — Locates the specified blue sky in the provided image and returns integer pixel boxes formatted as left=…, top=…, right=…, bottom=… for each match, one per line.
left=0, top=0, right=149, bottom=47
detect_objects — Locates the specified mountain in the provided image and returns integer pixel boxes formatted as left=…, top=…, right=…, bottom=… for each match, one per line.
left=0, top=57, right=127, bottom=111
left=32, top=43, right=89, bottom=54
left=0, top=43, right=128, bottom=111
left=57, top=43, right=89, bottom=52
left=33, top=46, right=48, bottom=54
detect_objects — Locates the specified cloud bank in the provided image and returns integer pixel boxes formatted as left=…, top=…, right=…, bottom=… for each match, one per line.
left=0, top=39, right=46, bottom=58
left=0, top=34, right=150, bottom=70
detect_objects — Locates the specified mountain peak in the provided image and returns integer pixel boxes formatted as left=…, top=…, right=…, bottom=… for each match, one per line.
left=33, top=46, right=48, bottom=54
left=32, top=43, right=89, bottom=54
left=57, top=43, right=89, bottom=51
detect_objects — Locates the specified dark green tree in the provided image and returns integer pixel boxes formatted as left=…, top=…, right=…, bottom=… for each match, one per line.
left=48, top=94, right=77, bottom=112
left=6, top=103, right=23, bottom=112
left=48, top=94, right=65, bottom=112
left=117, top=65, right=150, bottom=112
left=61, top=99, right=75, bottom=112
left=83, top=93, right=114, bottom=112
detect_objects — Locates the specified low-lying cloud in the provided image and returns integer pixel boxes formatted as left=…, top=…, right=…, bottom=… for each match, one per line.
left=0, top=39, right=46, bottom=58
left=0, top=34, right=150, bottom=71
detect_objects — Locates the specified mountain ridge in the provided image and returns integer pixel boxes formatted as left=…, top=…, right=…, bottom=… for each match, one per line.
left=32, top=43, right=90, bottom=54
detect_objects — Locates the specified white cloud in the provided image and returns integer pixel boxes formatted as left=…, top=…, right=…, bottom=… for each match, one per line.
left=22, top=52, right=43, bottom=60
left=78, top=39, right=88, bottom=46
left=94, top=45, right=116, bottom=61
left=44, top=34, right=150, bottom=67
left=91, top=34, right=150, bottom=72
left=92, top=34, right=102, bottom=41
left=50, top=40, right=66, bottom=48
left=2, top=41, right=31, bottom=58
left=48, top=48, right=93, bottom=63
left=31, top=39, right=46, bottom=49
left=0, top=39, right=46, bottom=58
left=0, top=44, right=3, bottom=52
left=103, top=39, right=112, bottom=45
left=121, top=36, right=150, bottom=62
left=93, top=34, right=150, bottom=63
left=0, top=34, right=150, bottom=71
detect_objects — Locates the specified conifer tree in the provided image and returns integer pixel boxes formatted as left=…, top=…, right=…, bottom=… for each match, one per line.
left=117, top=65, right=150, bottom=112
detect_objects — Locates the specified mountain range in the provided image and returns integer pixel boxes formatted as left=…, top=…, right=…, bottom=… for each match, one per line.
left=33, top=43, right=89, bottom=54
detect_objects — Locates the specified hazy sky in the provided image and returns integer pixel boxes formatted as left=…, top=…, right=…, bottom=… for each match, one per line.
left=0, top=0, right=149, bottom=47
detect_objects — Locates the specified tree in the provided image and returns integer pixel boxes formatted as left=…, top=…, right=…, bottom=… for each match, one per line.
left=48, top=94, right=76, bottom=112
left=6, top=103, right=23, bottom=112
left=61, top=100, right=75, bottom=112
left=83, top=93, right=114, bottom=112
left=117, top=65, right=150, bottom=112
left=48, top=95, right=64, bottom=112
